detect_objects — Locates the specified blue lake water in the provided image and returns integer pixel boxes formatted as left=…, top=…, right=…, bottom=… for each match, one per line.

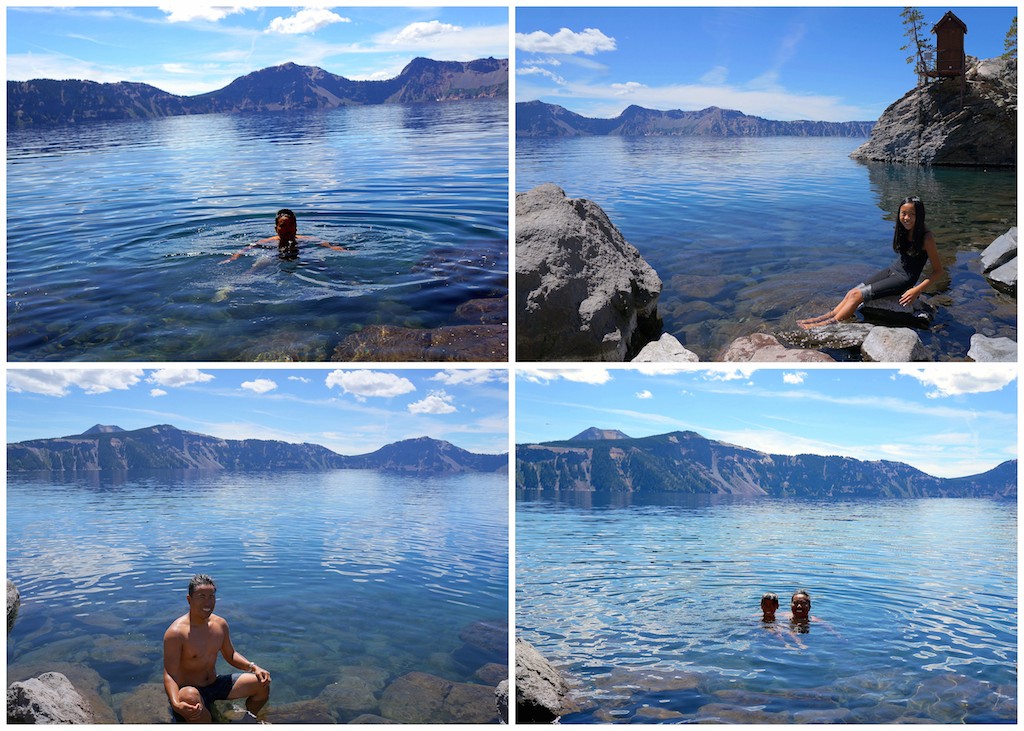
left=517, top=136, right=1016, bottom=361
left=7, top=470, right=508, bottom=722
left=516, top=492, right=1016, bottom=723
left=8, top=100, right=508, bottom=361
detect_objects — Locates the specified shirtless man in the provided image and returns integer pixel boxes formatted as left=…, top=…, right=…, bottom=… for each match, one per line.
left=163, top=574, right=271, bottom=722
left=222, top=208, right=347, bottom=262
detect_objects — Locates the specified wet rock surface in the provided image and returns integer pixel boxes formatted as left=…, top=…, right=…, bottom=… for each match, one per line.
left=378, top=671, right=497, bottom=724
left=859, top=295, right=937, bottom=328
left=516, top=183, right=662, bottom=361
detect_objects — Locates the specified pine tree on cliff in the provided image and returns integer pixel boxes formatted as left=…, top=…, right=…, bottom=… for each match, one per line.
left=1003, top=16, right=1017, bottom=60
left=900, top=7, right=932, bottom=86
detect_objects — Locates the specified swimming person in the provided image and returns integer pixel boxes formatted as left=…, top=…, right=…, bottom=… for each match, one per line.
left=163, top=574, right=271, bottom=723
left=760, top=592, right=780, bottom=622
left=798, top=196, right=944, bottom=329
left=222, top=208, right=348, bottom=262
left=789, top=589, right=812, bottom=626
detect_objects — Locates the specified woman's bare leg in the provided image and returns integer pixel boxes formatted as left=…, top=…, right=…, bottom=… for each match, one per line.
left=798, top=288, right=864, bottom=329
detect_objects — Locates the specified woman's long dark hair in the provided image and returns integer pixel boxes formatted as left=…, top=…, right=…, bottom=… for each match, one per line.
left=892, top=196, right=927, bottom=254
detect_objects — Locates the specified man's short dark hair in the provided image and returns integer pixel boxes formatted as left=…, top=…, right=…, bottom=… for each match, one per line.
left=276, top=208, right=296, bottom=222
left=189, top=574, right=216, bottom=596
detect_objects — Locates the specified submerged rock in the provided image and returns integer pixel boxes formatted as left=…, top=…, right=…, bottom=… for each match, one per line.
left=516, top=183, right=662, bottom=361
left=454, top=296, right=508, bottom=325
left=7, top=580, right=20, bottom=634
left=116, top=682, right=174, bottom=724
left=332, top=324, right=507, bottom=361
left=453, top=618, right=508, bottom=671
left=515, top=638, right=573, bottom=723
left=631, top=333, right=700, bottom=362
left=861, top=326, right=931, bottom=362
left=318, top=676, right=380, bottom=719
left=378, top=672, right=497, bottom=724
left=718, top=333, right=834, bottom=362
left=8, top=672, right=93, bottom=724
left=264, top=698, right=336, bottom=723
left=968, top=334, right=1016, bottom=362
left=851, top=56, right=1016, bottom=167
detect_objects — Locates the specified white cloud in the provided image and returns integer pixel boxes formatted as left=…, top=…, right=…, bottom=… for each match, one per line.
left=150, top=389, right=168, bottom=398
left=636, top=390, right=653, bottom=400
left=408, top=391, right=457, bottom=415
left=703, top=367, right=759, bottom=382
left=897, top=366, right=1017, bottom=398
left=783, top=371, right=807, bottom=385
left=267, top=8, right=349, bottom=35
left=431, top=369, right=507, bottom=386
left=390, top=20, right=462, bottom=45
left=611, top=81, right=646, bottom=95
left=288, top=376, right=311, bottom=383
left=7, top=369, right=145, bottom=397
left=516, top=27, right=616, bottom=55
left=148, top=369, right=215, bottom=387
left=518, top=66, right=567, bottom=85
left=700, top=66, right=729, bottom=85
left=160, top=6, right=253, bottom=23
left=518, top=367, right=612, bottom=385
left=326, top=370, right=416, bottom=400
left=241, top=379, right=277, bottom=394
left=635, top=365, right=692, bottom=376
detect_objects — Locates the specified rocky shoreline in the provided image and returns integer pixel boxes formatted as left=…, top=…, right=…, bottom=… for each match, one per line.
left=7, top=580, right=507, bottom=724
left=516, top=184, right=1016, bottom=363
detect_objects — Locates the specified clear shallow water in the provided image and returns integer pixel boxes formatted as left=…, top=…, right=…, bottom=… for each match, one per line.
left=7, top=470, right=508, bottom=722
left=516, top=492, right=1017, bottom=723
left=8, top=100, right=508, bottom=361
left=517, top=136, right=1016, bottom=361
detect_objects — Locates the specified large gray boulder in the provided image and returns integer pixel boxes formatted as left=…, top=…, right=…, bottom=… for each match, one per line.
left=515, top=638, right=573, bottom=723
left=8, top=672, right=93, bottom=724
left=861, top=327, right=931, bottom=362
left=516, top=184, right=662, bottom=361
left=7, top=580, right=19, bottom=634
left=968, top=334, right=1016, bottom=362
left=986, top=257, right=1017, bottom=295
left=859, top=296, right=936, bottom=329
left=851, top=56, right=1016, bottom=167
left=981, top=227, right=1017, bottom=272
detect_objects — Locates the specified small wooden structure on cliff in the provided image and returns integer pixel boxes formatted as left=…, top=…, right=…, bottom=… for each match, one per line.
left=929, top=11, right=968, bottom=104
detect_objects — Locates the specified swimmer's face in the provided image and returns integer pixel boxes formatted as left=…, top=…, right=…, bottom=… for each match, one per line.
left=899, top=202, right=917, bottom=231
left=276, top=215, right=297, bottom=240
left=791, top=593, right=810, bottom=620
left=761, top=597, right=778, bottom=613
left=188, top=584, right=217, bottom=616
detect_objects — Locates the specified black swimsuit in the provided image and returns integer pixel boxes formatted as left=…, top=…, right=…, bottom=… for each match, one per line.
left=857, top=241, right=929, bottom=302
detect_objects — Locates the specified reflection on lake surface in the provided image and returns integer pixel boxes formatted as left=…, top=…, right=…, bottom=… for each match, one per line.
left=516, top=492, right=1016, bottom=723
left=517, top=136, right=1016, bottom=361
left=8, top=470, right=508, bottom=723
left=8, top=100, right=508, bottom=361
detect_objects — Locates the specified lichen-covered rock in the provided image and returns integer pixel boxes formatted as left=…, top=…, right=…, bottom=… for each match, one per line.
left=8, top=672, right=93, bottom=724
left=515, top=638, right=572, bottom=723
left=851, top=56, right=1016, bottom=167
left=631, top=333, right=699, bottom=362
left=718, top=333, right=834, bottom=362
left=516, top=184, right=662, bottom=361
left=7, top=580, right=20, bottom=634
left=968, top=334, right=1016, bottom=362
left=861, top=327, right=931, bottom=362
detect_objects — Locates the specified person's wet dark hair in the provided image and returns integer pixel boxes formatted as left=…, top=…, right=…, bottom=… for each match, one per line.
left=188, top=574, right=216, bottom=596
left=276, top=208, right=296, bottom=225
left=761, top=592, right=779, bottom=608
left=792, top=589, right=811, bottom=604
left=892, top=196, right=927, bottom=254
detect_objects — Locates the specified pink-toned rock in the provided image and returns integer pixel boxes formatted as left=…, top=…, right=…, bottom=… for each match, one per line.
left=719, top=333, right=834, bottom=362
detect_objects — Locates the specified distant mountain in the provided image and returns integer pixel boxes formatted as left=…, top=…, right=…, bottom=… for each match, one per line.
left=570, top=427, right=632, bottom=442
left=8, top=58, right=508, bottom=127
left=516, top=100, right=875, bottom=138
left=8, top=424, right=507, bottom=474
left=516, top=429, right=1015, bottom=499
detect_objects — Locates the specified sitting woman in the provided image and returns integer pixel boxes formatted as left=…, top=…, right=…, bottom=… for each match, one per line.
left=799, top=196, right=943, bottom=329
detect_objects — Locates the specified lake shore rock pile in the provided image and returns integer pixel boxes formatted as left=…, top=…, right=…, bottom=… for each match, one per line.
left=851, top=56, right=1016, bottom=167
left=7, top=673, right=94, bottom=724
left=516, top=184, right=663, bottom=361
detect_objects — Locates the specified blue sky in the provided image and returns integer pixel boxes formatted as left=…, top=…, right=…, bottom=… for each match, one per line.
left=517, top=366, right=1017, bottom=479
left=7, top=368, right=509, bottom=456
left=7, top=6, right=509, bottom=96
left=516, top=6, right=1017, bottom=121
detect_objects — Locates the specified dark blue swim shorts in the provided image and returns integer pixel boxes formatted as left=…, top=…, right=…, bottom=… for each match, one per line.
left=171, top=673, right=241, bottom=722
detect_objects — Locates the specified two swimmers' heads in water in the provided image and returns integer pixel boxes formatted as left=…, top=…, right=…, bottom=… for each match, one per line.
left=893, top=195, right=927, bottom=254
left=761, top=590, right=811, bottom=622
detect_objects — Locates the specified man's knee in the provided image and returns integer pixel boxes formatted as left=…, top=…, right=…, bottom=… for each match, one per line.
left=179, top=686, right=202, bottom=706
left=251, top=679, right=270, bottom=702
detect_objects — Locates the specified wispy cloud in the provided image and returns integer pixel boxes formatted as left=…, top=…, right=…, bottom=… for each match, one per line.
left=896, top=366, right=1017, bottom=398
left=8, top=369, right=145, bottom=396
left=518, top=368, right=613, bottom=385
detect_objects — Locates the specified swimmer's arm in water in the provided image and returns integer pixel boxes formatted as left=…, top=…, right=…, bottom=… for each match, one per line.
left=221, top=238, right=275, bottom=264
